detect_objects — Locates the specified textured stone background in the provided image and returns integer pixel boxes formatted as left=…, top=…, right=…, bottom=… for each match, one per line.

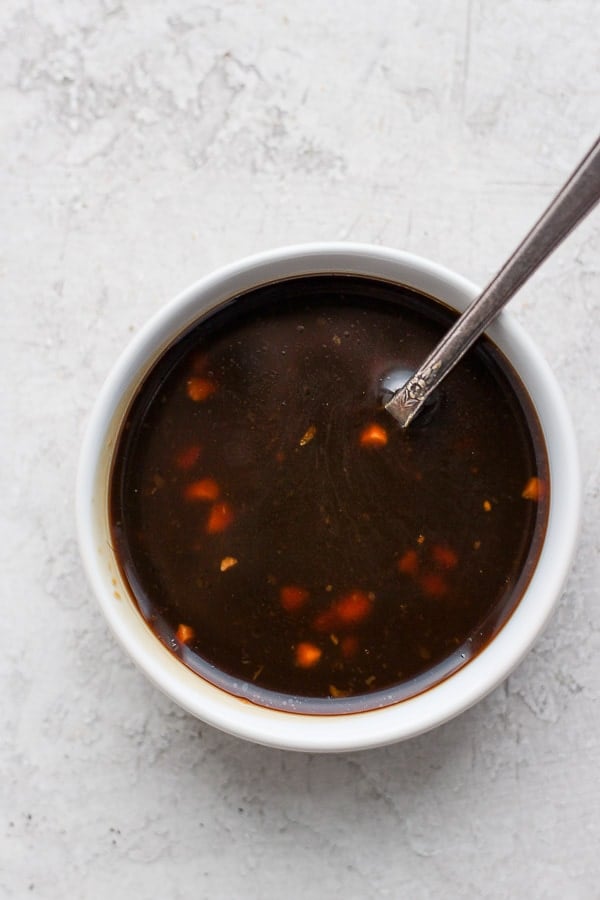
left=1, top=1, right=599, bottom=897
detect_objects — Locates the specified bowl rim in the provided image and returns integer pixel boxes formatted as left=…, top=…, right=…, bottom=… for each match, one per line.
left=76, top=242, right=581, bottom=751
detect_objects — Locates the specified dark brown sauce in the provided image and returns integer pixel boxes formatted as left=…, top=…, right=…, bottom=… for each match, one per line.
left=109, top=275, right=549, bottom=713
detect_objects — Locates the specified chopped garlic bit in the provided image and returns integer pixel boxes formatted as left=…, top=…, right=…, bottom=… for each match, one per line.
left=299, top=424, right=317, bottom=446
left=329, top=684, right=350, bottom=698
left=220, top=556, right=238, bottom=572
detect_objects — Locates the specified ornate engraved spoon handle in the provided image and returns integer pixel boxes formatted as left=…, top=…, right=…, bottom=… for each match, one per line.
left=386, top=135, right=600, bottom=428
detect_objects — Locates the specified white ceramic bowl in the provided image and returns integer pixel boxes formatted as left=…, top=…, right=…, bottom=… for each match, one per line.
left=76, top=243, right=580, bottom=752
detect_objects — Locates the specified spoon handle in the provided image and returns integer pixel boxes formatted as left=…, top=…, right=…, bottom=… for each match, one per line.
left=386, top=134, right=600, bottom=427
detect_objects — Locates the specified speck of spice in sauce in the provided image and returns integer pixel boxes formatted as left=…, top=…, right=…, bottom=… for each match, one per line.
left=186, top=376, right=216, bottom=402
left=299, top=424, right=317, bottom=446
left=110, top=275, right=549, bottom=714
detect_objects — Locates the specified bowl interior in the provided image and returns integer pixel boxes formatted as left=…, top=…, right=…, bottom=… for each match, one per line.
left=76, top=244, right=580, bottom=751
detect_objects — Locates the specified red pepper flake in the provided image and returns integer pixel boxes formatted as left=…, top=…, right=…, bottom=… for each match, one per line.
left=176, top=623, right=195, bottom=643
left=206, top=501, right=234, bottom=534
left=184, top=478, right=220, bottom=502
left=419, top=572, right=448, bottom=598
left=340, top=635, right=359, bottom=659
left=314, top=590, right=373, bottom=631
left=522, top=476, right=546, bottom=501
left=186, top=376, right=216, bottom=402
left=335, top=590, right=373, bottom=625
left=295, top=642, right=322, bottom=668
left=175, top=444, right=202, bottom=471
left=483, top=499, right=492, bottom=512
left=359, top=423, right=388, bottom=448
left=280, top=585, right=310, bottom=612
left=397, top=548, right=419, bottom=576
left=431, top=544, right=458, bottom=570
left=313, top=608, right=337, bottom=633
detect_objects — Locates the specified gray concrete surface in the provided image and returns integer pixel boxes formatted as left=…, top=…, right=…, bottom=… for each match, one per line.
left=1, top=1, right=599, bottom=897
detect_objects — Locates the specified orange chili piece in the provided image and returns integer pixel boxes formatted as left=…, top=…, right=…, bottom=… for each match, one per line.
left=280, top=585, right=310, bottom=612
left=419, top=572, right=448, bottom=598
left=335, top=590, right=373, bottom=625
left=184, top=478, right=220, bottom=502
left=397, top=548, right=419, bottom=576
left=431, top=544, right=458, bottom=570
left=295, top=642, right=322, bottom=668
left=522, top=476, right=546, bottom=501
left=359, top=423, right=388, bottom=448
left=176, top=623, right=195, bottom=643
left=313, top=590, right=373, bottom=632
left=340, top=635, right=359, bottom=659
left=206, top=501, right=234, bottom=534
left=175, top=444, right=202, bottom=471
left=186, top=377, right=216, bottom=402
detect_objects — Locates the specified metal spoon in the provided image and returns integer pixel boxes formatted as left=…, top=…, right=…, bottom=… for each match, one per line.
left=385, top=135, right=600, bottom=428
